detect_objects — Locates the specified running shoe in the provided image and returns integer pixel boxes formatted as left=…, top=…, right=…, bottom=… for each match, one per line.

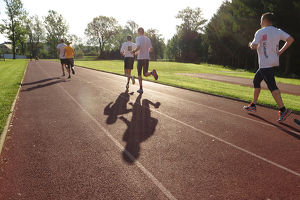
left=137, top=89, right=143, bottom=94
left=68, top=75, right=71, bottom=79
left=152, top=69, right=158, bottom=80
left=243, top=103, right=256, bottom=112
left=294, top=119, right=300, bottom=126
left=71, top=67, right=75, bottom=75
left=131, top=76, right=135, bottom=85
left=126, top=83, right=129, bottom=89
left=277, top=109, right=292, bottom=122
left=62, top=73, right=65, bottom=76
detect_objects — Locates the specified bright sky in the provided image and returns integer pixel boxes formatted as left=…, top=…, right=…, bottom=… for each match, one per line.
left=0, top=0, right=226, bottom=43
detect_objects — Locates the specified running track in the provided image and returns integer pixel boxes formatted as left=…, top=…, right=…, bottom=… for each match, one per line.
left=0, top=60, right=299, bottom=200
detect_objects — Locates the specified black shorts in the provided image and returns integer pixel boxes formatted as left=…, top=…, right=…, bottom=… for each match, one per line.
left=137, top=59, right=149, bottom=76
left=65, top=58, right=74, bottom=69
left=60, top=59, right=68, bottom=65
left=124, top=57, right=134, bottom=69
left=253, top=67, right=278, bottom=92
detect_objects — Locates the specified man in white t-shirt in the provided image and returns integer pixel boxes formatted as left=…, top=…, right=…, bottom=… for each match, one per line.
left=120, top=35, right=136, bottom=89
left=243, top=12, right=294, bottom=122
left=56, top=39, right=67, bottom=76
left=132, top=27, right=158, bottom=94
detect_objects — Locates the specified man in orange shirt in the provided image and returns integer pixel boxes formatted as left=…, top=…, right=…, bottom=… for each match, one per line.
left=64, top=41, right=75, bottom=78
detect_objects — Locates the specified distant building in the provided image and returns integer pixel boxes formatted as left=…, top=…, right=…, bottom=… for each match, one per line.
left=0, top=42, right=12, bottom=54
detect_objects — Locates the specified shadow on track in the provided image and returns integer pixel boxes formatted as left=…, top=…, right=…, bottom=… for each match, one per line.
left=119, top=94, right=161, bottom=164
left=249, top=113, right=300, bottom=140
left=21, top=79, right=66, bottom=92
left=104, top=89, right=134, bottom=124
left=21, top=77, right=61, bottom=86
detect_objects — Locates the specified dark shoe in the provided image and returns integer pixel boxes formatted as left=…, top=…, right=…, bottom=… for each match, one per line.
left=68, top=75, right=71, bottom=79
left=277, top=109, right=292, bottom=122
left=243, top=103, right=256, bottom=112
left=71, top=67, right=75, bottom=75
left=62, top=73, right=65, bottom=76
left=137, top=89, right=143, bottom=94
left=152, top=69, right=158, bottom=80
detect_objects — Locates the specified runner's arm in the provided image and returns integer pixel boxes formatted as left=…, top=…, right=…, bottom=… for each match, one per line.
left=278, top=36, right=294, bottom=56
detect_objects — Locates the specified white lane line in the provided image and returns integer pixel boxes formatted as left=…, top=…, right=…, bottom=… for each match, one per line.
left=77, top=67, right=300, bottom=133
left=38, top=64, right=177, bottom=200
left=72, top=74, right=300, bottom=177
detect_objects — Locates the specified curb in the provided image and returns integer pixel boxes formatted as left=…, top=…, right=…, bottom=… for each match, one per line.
left=0, top=61, right=29, bottom=156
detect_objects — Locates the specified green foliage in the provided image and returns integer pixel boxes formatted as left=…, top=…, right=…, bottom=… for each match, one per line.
left=0, top=0, right=27, bottom=59
left=145, top=29, right=165, bottom=60
left=44, top=10, right=69, bottom=58
left=85, top=16, right=120, bottom=57
left=166, top=7, right=207, bottom=63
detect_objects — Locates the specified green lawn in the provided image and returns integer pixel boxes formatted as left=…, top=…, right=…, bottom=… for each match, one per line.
left=75, top=60, right=300, bottom=112
left=0, top=59, right=28, bottom=134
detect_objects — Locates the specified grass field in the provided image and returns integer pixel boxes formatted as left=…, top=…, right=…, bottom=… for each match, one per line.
left=0, top=59, right=28, bottom=134
left=75, top=60, right=300, bottom=112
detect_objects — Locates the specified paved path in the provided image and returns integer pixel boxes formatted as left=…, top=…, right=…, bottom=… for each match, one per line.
left=177, top=73, right=300, bottom=96
left=0, top=60, right=299, bottom=200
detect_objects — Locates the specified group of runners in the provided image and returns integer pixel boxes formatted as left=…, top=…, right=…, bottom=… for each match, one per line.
left=120, top=27, right=158, bottom=94
left=56, top=15, right=297, bottom=124
left=57, top=39, right=75, bottom=79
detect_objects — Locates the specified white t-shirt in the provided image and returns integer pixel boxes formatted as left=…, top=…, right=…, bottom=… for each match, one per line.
left=120, top=41, right=137, bottom=58
left=136, top=35, right=153, bottom=60
left=251, top=26, right=290, bottom=68
left=56, top=43, right=67, bottom=59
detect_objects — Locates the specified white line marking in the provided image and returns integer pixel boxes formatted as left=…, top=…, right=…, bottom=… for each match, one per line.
left=71, top=71, right=300, bottom=177
left=77, top=67, right=299, bottom=133
left=38, top=64, right=177, bottom=200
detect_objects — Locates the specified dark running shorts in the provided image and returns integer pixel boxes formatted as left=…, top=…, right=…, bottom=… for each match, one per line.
left=60, top=59, right=68, bottom=65
left=124, top=57, right=134, bottom=69
left=65, top=58, right=74, bottom=69
left=137, top=59, right=149, bottom=76
left=253, top=67, right=278, bottom=92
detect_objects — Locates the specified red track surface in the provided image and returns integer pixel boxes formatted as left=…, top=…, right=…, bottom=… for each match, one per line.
left=0, top=60, right=299, bottom=200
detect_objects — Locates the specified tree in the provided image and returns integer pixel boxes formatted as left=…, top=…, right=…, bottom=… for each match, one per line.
left=85, top=16, right=119, bottom=57
left=145, top=29, right=165, bottom=60
left=166, top=7, right=207, bottom=62
left=0, top=0, right=26, bottom=59
left=44, top=10, right=69, bottom=58
left=26, top=15, right=45, bottom=57
left=176, top=7, right=207, bottom=32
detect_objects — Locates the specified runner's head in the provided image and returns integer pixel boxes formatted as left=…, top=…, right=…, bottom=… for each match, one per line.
left=60, top=39, right=64, bottom=43
left=138, top=27, right=144, bottom=36
left=66, top=41, right=72, bottom=46
left=127, top=35, right=132, bottom=41
left=261, top=12, right=275, bottom=28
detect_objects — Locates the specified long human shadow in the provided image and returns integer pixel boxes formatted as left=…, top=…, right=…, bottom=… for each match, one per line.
left=119, top=94, right=161, bottom=164
left=104, top=89, right=134, bottom=124
left=21, top=79, right=66, bottom=92
left=21, top=77, right=60, bottom=86
left=248, top=113, right=300, bottom=140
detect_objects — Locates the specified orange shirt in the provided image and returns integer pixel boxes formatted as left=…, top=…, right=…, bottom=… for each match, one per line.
left=64, top=46, right=74, bottom=58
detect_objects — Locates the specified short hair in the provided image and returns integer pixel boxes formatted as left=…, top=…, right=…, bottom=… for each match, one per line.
left=138, top=27, right=144, bottom=34
left=60, top=39, right=64, bottom=43
left=262, top=12, right=275, bottom=24
left=127, top=35, right=132, bottom=41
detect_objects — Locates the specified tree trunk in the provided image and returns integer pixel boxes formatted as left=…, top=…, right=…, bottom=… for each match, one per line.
left=12, top=19, right=16, bottom=59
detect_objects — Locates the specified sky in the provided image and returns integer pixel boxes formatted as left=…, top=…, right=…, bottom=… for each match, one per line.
left=0, top=0, right=226, bottom=43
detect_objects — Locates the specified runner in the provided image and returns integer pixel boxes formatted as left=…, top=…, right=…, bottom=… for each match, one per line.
left=120, top=35, right=136, bottom=89
left=243, top=12, right=295, bottom=122
left=56, top=39, right=67, bottom=76
left=64, top=41, right=75, bottom=79
left=132, top=27, right=158, bottom=94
